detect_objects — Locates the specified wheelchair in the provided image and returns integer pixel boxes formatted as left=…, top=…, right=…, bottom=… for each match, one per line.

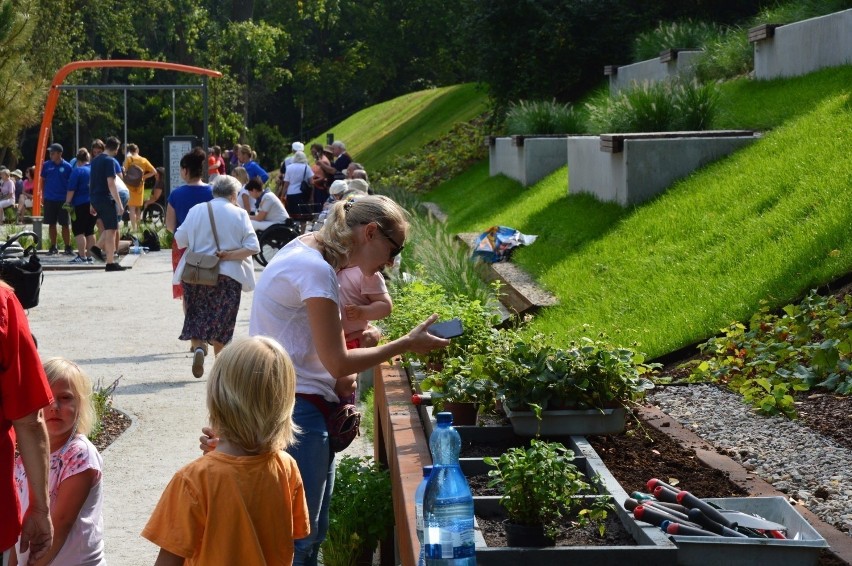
left=141, top=201, right=166, bottom=228
left=254, top=218, right=301, bottom=266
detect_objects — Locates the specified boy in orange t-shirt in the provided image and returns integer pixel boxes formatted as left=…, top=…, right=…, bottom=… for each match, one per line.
left=142, top=337, right=309, bottom=564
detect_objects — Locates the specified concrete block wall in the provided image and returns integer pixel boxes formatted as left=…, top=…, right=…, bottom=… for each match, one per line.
left=608, top=50, right=703, bottom=95
left=567, top=134, right=757, bottom=206
left=754, top=9, right=852, bottom=79
left=489, top=137, right=568, bottom=187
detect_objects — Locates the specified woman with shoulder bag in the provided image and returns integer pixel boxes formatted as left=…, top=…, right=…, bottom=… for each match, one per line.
left=173, top=175, right=260, bottom=379
left=278, top=151, right=314, bottom=217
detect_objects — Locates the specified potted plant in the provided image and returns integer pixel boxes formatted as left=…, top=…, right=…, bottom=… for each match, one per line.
left=493, top=335, right=658, bottom=435
left=419, top=354, right=497, bottom=425
left=483, top=440, right=611, bottom=546
left=321, top=456, right=393, bottom=566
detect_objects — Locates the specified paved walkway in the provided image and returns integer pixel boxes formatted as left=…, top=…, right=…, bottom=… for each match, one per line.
left=25, top=250, right=372, bottom=564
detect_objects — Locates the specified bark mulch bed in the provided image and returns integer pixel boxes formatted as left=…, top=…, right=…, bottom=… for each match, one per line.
left=91, top=408, right=132, bottom=452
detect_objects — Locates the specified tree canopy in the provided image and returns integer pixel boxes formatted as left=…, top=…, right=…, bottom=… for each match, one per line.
left=1, top=0, right=764, bottom=169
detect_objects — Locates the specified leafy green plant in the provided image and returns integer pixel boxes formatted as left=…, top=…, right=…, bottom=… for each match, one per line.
left=419, top=353, right=498, bottom=411
left=504, top=100, right=583, bottom=136
left=484, top=440, right=611, bottom=539
left=494, top=335, right=657, bottom=412
left=632, top=20, right=721, bottom=62
left=586, top=78, right=719, bottom=134
left=321, top=456, right=393, bottom=566
left=89, top=377, right=120, bottom=443
left=690, top=290, right=852, bottom=417
left=380, top=278, right=501, bottom=367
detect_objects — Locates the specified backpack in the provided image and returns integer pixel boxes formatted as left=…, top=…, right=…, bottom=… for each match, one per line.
left=124, top=162, right=144, bottom=185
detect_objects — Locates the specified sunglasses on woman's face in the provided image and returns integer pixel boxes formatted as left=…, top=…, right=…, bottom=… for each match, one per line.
left=376, top=224, right=404, bottom=260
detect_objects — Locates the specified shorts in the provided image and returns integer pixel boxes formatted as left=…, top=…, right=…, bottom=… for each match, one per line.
left=91, top=200, right=118, bottom=230
left=42, top=200, right=69, bottom=226
left=70, top=203, right=96, bottom=236
left=128, top=185, right=144, bottom=207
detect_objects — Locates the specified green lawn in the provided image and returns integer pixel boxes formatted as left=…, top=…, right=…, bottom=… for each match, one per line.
left=714, top=65, right=852, bottom=130
left=427, top=91, right=852, bottom=358
left=308, top=83, right=487, bottom=170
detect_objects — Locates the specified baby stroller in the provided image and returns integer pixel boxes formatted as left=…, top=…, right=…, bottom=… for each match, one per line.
left=0, top=231, right=43, bottom=309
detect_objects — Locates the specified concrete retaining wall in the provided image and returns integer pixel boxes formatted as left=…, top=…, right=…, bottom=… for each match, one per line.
left=489, top=136, right=568, bottom=187
left=754, top=9, right=852, bottom=79
left=567, top=134, right=757, bottom=206
left=608, top=50, right=703, bottom=95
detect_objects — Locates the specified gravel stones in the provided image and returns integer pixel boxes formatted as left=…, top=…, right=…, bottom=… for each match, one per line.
left=650, top=384, right=852, bottom=536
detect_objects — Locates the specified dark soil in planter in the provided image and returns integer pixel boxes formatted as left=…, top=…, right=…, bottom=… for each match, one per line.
left=587, top=409, right=747, bottom=499
left=460, top=438, right=525, bottom=458
left=477, top=512, right=636, bottom=548
left=467, top=474, right=500, bottom=497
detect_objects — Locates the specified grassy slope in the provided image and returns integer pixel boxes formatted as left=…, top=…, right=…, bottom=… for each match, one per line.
left=426, top=68, right=852, bottom=358
left=308, top=83, right=487, bottom=171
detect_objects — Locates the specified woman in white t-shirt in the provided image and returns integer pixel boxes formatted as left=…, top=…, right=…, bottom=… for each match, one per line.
left=201, top=195, right=449, bottom=566
left=278, top=151, right=314, bottom=217
left=246, top=178, right=289, bottom=231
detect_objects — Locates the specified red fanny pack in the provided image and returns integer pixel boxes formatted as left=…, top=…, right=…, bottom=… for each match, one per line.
left=297, top=393, right=361, bottom=453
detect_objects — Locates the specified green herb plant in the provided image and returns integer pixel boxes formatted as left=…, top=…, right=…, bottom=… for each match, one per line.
left=484, top=440, right=611, bottom=539
left=690, top=289, right=852, bottom=417
left=89, top=377, right=120, bottom=443
left=494, top=335, right=657, bottom=412
left=321, top=456, right=393, bottom=566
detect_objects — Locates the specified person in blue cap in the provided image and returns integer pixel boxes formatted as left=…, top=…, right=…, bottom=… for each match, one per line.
left=40, top=143, right=73, bottom=255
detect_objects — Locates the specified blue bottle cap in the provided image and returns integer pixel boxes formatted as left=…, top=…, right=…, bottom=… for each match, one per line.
left=436, top=412, right=453, bottom=424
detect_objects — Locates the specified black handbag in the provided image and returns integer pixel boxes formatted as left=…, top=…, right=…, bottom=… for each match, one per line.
left=299, top=165, right=313, bottom=197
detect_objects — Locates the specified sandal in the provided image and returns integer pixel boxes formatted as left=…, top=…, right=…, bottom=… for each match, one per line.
left=192, top=347, right=205, bottom=378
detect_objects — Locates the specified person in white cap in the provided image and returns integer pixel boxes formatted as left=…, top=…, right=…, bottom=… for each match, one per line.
left=281, top=141, right=305, bottom=170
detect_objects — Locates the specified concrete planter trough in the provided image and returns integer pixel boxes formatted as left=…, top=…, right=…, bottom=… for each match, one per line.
left=750, top=9, right=852, bottom=80
left=605, top=49, right=703, bottom=95
left=451, top=426, right=677, bottom=565
left=567, top=131, right=759, bottom=206
left=504, top=406, right=627, bottom=436
left=489, top=135, right=568, bottom=187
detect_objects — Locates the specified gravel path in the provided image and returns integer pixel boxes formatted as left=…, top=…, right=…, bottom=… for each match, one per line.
left=25, top=250, right=373, bottom=564
left=650, top=384, right=852, bottom=536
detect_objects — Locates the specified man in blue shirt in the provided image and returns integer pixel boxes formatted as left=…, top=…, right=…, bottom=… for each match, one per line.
left=89, top=137, right=126, bottom=272
left=40, top=143, right=73, bottom=254
left=64, top=149, right=95, bottom=264
left=237, top=144, right=269, bottom=184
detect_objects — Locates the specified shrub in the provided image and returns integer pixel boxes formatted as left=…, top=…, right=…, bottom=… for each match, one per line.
left=400, top=212, right=499, bottom=310
left=504, top=100, right=584, bottom=136
left=632, top=20, right=722, bottom=62
left=373, top=115, right=488, bottom=194
left=586, top=78, right=719, bottom=133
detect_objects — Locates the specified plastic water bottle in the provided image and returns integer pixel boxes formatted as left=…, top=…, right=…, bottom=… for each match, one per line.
left=422, top=412, right=476, bottom=565
left=131, top=238, right=141, bottom=254
left=415, top=465, right=433, bottom=566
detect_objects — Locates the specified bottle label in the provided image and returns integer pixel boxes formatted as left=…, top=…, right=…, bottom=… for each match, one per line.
left=424, top=518, right=475, bottom=559
left=415, top=502, right=424, bottom=533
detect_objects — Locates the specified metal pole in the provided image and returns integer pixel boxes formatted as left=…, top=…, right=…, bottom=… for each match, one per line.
left=172, top=90, right=176, bottom=135
left=123, top=89, right=128, bottom=151
left=202, top=77, right=209, bottom=151
left=75, top=90, right=80, bottom=152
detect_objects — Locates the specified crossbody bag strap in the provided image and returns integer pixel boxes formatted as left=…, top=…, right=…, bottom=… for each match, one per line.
left=206, top=202, right=220, bottom=252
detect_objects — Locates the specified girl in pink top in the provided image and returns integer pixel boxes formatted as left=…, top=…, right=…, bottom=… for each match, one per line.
left=13, top=359, right=105, bottom=566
